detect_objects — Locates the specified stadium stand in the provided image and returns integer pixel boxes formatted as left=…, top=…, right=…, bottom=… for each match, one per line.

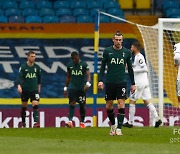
left=22, top=8, right=38, bottom=17
left=39, top=8, right=54, bottom=17
left=0, top=15, right=7, bottom=23
left=59, top=15, right=76, bottom=23
left=19, top=1, right=35, bottom=9
left=43, top=15, right=59, bottom=23
left=2, top=1, right=18, bottom=10
left=53, top=1, right=70, bottom=9
left=25, top=15, right=42, bottom=23
left=77, top=15, right=93, bottom=23
left=0, top=0, right=178, bottom=23
left=118, top=0, right=134, bottom=9
left=9, top=15, right=24, bottom=23
left=70, top=1, right=86, bottom=9
left=36, top=0, right=52, bottom=9
left=5, top=8, right=21, bottom=17
left=162, top=0, right=180, bottom=18
left=56, top=8, right=72, bottom=17
left=73, top=8, right=89, bottom=17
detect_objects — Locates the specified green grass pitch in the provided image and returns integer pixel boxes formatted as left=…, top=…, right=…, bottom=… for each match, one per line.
left=0, top=127, right=180, bottom=154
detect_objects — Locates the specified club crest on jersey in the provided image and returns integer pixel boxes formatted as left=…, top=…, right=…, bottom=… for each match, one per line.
left=71, top=70, right=82, bottom=75
left=110, top=58, right=124, bottom=64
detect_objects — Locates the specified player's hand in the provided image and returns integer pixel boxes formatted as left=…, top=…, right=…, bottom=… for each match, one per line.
left=64, top=91, right=68, bottom=98
left=84, top=85, right=89, bottom=92
left=64, top=87, right=68, bottom=98
left=17, top=85, right=22, bottom=94
left=98, top=82, right=104, bottom=90
left=130, top=85, right=136, bottom=94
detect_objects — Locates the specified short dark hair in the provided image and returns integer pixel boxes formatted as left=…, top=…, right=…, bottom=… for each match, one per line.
left=71, top=51, right=79, bottom=58
left=114, top=30, right=123, bottom=37
left=27, top=51, right=35, bottom=56
left=132, top=42, right=141, bottom=50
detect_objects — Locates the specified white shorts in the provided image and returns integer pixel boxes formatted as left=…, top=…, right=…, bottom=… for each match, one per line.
left=130, top=85, right=151, bottom=101
left=176, top=80, right=180, bottom=97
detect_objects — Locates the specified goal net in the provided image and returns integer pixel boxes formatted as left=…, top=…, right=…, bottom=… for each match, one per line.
left=98, top=11, right=180, bottom=126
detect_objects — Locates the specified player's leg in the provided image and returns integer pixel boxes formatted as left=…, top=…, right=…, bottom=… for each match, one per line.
left=105, top=83, right=116, bottom=135
left=31, top=92, right=40, bottom=128
left=116, top=83, right=127, bottom=135
left=66, top=89, right=76, bottom=128
left=20, top=91, right=28, bottom=128
left=142, top=86, right=162, bottom=127
left=123, top=99, right=135, bottom=128
left=77, top=91, right=86, bottom=128
left=124, top=86, right=142, bottom=128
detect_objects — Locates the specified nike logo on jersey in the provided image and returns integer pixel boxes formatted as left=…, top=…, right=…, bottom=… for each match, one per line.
left=25, top=69, right=28, bottom=71
left=109, top=53, right=113, bottom=55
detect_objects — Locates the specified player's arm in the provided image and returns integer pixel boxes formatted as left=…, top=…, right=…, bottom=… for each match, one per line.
left=98, top=50, right=108, bottom=89
left=37, top=67, right=42, bottom=93
left=64, top=69, right=71, bottom=98
left=17, top=66, right=23, bottom=94
left=133, top=57, right=148, bottom=73
left=84, top=66, right=91, bottom=91
left=127, top=52, right=135, bottom=93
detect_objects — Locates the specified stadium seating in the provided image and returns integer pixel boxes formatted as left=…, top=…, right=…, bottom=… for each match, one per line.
left=107, top=8, right=124, bottom=16
left=73, top=8, right=89, bottom=17
left=99, top=15, right=110, bottom=23
left=56, top=8, right=72, bottom=17
left=39, top=8, right=54, bottom=17
left=165, top=8, right=180, bottom=18
left=2, top=1, right=18, bottom=10
left=43, top=15, right=59, bottom=23
left=0, top=0, right=127, bottom=23
left=136, top=0, right=151, bottom=9
left=19, top=1, right=35, bottom=9
left=36, top=0, right=52, bottom=9
left=77, top=15, right=93, bottom=23
left=118, top=0, right=134, bottom=9
left=0, top=9, right=4, bottom=16
left=5, top=8, right=21, bottom=17
left=25, top=15, right=42, bottom=23
left=70, top=1, right=86, bottom=9
left=60, top=15, right=76, bottom=23
left=163, top=0, right=179, bottom=10
left=104, top=1, right=120, bottom=9
left=87, top=1, right=102, bottom=9
left=22, top=8, right=38, bottom=17
left=0, top=15, right=7, bottom=23
left=9, top=15, right=24, bottom=23
left=53, top=1, right=70, bottom=9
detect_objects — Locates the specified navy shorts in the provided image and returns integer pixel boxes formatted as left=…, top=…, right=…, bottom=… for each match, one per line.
left=68, top=89, right=86, bottom=104
left=105, top=83, right=127, bottom=100
left=21, top=91, right=40, bottom=102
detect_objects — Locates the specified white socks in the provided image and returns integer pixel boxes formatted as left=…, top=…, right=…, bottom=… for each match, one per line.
left=147, top=103, right=159, bottom=121
left=129, top=104, right=136, bottom=125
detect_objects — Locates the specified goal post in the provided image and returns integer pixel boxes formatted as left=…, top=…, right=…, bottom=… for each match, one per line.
left=158, top=18, right=180, bottom=121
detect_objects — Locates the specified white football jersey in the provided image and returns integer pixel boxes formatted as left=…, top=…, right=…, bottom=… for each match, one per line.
left=174, top=43, right=180, bottom=80
left=133, top=52, right=149, bottom=86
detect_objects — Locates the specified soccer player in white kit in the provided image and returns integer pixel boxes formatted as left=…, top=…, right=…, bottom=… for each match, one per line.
left=174, top=42, right=180, bottom=108
left=123, top=42, right=162, bottom=128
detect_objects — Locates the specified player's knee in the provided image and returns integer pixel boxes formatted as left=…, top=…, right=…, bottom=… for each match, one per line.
left=33, top=105, right=38, bottom=110
left=118, top=108, right=125, bottom=115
